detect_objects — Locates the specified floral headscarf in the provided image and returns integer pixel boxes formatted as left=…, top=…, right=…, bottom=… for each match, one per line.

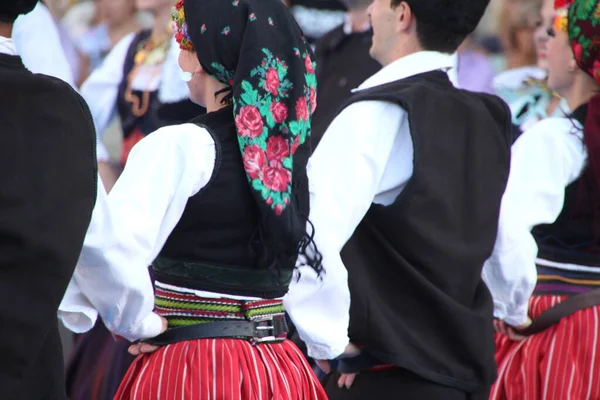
left=554, top=0, right=600, bottom=83
left=554, top=0, right=600, bottom=235
left=172, top=0, right=320, bottom=272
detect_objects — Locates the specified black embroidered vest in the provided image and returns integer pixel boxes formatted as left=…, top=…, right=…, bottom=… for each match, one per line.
left=155, top=107, right=292, bottom=298
left=339, top=71, right=512, bottom=392
left=532, top=105, right=600, bottom=267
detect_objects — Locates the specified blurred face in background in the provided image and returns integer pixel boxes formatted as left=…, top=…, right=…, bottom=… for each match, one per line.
left=100, top=0, right=136, bottom=26
left=533, top=0, right=555, bottom=70
left=135, top=0, right=172, bottom=12
left=545, top=22, right=576, bottom=96
left=498, top=0, right=541, bottom=67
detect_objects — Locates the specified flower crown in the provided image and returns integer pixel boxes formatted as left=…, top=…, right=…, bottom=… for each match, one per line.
left=171, top=0, right=194, bottom=51
left=553, top=0, right=572, bottom=32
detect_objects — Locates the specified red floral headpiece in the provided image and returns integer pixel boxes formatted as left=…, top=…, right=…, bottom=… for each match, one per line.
left=171, top=0, right=194, bottom=51
left=564, top=0, right=600, bottom=84
left=553, top=0, right=572, bottom=32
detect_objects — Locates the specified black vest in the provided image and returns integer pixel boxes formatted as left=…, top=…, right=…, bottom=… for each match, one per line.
left=532, top=105, right=600, bottom=267
left=339, top=71, right=512, bottom=392
left=156, top=107, right=292, bottom=298
left=116, top=30, right=203, bottom=139
left=0, top=54, right=97, bottom=400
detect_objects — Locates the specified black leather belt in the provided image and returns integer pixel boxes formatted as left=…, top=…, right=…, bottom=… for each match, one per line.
left=517, top=288, right=600, bottom=336
left=142, top=316, right=289, bottom=346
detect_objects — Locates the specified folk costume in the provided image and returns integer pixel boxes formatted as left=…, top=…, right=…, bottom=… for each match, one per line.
left=59, top=0, right=330, bottom=398
left=0, top=2, right=97, bottom=399
left=289, top=0, right=514, bottom=398
left=485, top=1, right=600, bottom=398
left=79, top=26, right=203, bottom=166
left=65, top=24, right=204, bottom=400
left=493, top=66, right=569, bottom=136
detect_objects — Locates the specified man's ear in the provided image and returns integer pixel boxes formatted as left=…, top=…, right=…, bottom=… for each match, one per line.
left=396, top=1, right=415, bottom=34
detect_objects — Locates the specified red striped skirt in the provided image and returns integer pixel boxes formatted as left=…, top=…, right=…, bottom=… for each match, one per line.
left=490, top=295, right=600, bottom=400
left=114, top=338, right=326, bottom=399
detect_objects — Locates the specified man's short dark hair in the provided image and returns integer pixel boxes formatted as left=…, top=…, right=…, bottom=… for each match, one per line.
left=390, top=0, right=489, bottom=54
left=0, top=0, right=39, bottom=24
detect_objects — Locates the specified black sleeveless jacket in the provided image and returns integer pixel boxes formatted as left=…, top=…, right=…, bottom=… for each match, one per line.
left=339, top=70, right=512, bottom=392
left=532, top=105, right=600, bottom=267
left=155, top=107, right=292, bottom=298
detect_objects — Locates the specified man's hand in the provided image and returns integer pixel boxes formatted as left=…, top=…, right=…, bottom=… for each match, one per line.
left=337, top=373, right=358, bottom=389
left=314, top=342, right=361, bottom=374
left=128, top=315, right=168, bottom=356
left=493, top=317, right=533, bottom=341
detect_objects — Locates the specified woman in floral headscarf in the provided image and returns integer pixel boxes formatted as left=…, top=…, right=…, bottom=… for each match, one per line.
left=483, top=0, right=600, bottom=398
left=58, top=0, right=342, bottom=399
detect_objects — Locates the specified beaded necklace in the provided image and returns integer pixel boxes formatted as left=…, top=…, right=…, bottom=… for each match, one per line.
left=124, top=29, right=170, bottom=117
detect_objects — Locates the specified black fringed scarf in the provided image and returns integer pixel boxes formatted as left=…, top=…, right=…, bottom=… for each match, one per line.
left=172, top=0, right=322, bottom=274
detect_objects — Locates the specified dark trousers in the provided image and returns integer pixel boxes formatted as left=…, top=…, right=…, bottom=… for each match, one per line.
left=324, top=368, right=490, bottom=400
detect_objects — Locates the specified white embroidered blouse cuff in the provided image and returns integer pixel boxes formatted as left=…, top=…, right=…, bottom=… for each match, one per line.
left=59, top=279, right=98, bottom=333
left=493, top=299, right=531, bottom=327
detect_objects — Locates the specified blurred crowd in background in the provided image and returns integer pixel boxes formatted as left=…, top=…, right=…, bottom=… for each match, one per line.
left=18, top=0, right=557, bottom=161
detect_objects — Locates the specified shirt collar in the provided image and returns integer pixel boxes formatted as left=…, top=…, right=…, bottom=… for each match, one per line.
left=0, top=35, right=17, bottom=56
left=356, top=51, right=456, bottom=92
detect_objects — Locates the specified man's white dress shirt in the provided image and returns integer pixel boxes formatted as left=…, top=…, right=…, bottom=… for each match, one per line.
left=285, top=51, right=457, bottom=360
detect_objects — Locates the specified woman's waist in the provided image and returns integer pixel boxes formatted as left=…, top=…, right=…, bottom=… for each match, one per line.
left=534, top=263, right=600, bottom=296
left=154, top=280, right=285, bottom=329
left=151, top=257, right=293, bottom=299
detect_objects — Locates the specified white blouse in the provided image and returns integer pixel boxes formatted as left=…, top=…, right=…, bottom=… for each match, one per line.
left=80, top=34, right=190, bottom=162
left=59, top=122, right=348, bottom=355
left=61, top=51, right=459, bottom=360
left=482, top=116, right=588, bottom=327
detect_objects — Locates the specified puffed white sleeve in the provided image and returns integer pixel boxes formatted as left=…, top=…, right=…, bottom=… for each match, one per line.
left=482, top=118, right=588, bottom=326
left=58, top=124, right=216, bottom=341
left=13, top=2, right=75, bottom=87
left=79, top=33, right=135, bottom=160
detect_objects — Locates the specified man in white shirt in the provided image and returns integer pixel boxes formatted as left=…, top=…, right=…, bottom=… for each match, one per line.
left=284, top=0, right=512, bottom=398
left=13, top=0, right=76, bottom=86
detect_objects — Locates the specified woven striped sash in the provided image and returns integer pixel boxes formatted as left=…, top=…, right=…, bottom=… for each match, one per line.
left=154, top=284, right=286, bottom=331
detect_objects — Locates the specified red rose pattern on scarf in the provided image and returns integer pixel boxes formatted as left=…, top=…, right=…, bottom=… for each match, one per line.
left=236, top=48, right=316, bottom=215
left=175, top=0, right=318, bottom=218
